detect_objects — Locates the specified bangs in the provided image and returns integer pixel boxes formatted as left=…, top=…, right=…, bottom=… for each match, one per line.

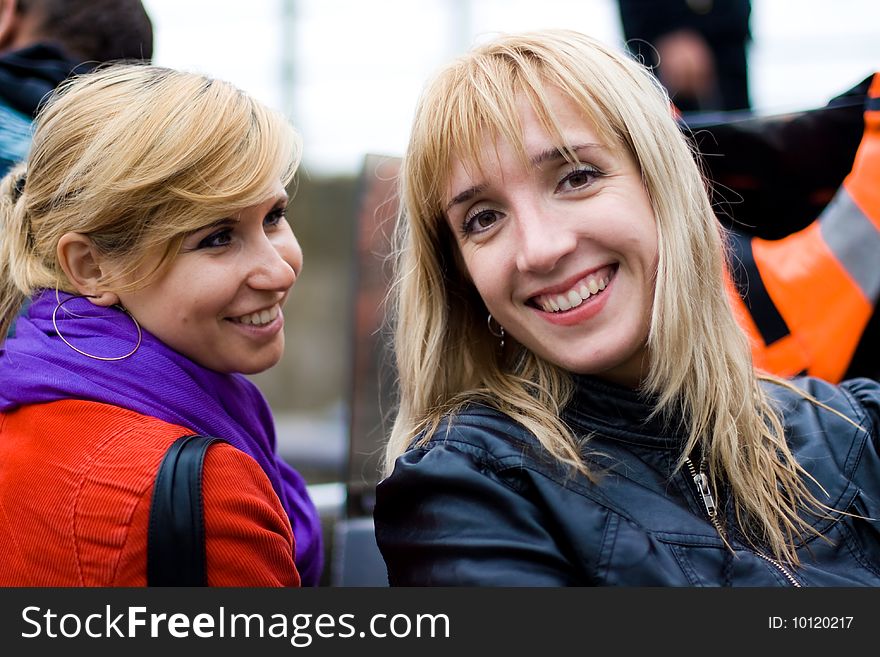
left=161, top=85, right=301, bottom=214
left=408, top=38, right=627, bottom=222
left=37, top=67, right=301, bottom=226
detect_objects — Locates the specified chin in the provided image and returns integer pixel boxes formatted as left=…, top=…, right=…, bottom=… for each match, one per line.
left=204, top=352, right=283, bottom=376
left=246, top=351, right=286, bottom=375
left=236, top=359, right=282, bottom=376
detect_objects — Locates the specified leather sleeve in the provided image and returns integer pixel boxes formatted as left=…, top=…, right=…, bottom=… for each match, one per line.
left=374, top=440, right=577, bottom=586
left=840, top=377, right=880, bottom=451
left=202, top=443, right=301, bottom=587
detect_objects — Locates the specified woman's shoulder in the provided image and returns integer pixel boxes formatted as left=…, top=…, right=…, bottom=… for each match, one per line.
left=10, top=399, right=289, bottom=500
left=401, top=403, right=551, bottom=475
left=7, top=397, right=191, bottom=443
left=1, top=399, right=298, bottom=585
left=762, top=376, right=880, bottom=456
left=763, top=375, right=880, bottom=423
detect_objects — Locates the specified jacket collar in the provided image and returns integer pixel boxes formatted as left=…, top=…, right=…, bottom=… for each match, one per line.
left=562, top=375, right=686, bottom=449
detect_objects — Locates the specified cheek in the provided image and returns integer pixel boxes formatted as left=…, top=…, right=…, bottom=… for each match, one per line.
left=162, top=275, right=222, bottom=322
left=465, top=265, right=505, bottom=315
left=456, top=243, right=514, bottom=314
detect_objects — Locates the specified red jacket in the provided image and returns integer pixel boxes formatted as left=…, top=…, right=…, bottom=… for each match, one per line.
left=0, top=399, right=300, bottom=586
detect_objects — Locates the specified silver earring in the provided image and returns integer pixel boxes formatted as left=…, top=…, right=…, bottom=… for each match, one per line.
left=53, top=293, right=142, bottom=361
left=487, top=313, right=505, bottom=349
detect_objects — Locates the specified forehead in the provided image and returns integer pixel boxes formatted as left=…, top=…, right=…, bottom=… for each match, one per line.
left=445, top=89, right=608, bottom=192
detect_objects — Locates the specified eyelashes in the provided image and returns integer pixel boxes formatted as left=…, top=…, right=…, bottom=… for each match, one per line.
left=197, top=228, right=233, bottom=250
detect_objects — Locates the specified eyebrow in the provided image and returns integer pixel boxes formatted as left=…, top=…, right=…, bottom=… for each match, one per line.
left=190, top=217, right=237, bottom=234
left=446, top=184, right=487, bottom=212
left=532, top=142, right=607, bottom=166
left=445, top=142, right=607, bottom=212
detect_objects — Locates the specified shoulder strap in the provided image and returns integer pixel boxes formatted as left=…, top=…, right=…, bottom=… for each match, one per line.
left=147, top=434, right=223, bottom=586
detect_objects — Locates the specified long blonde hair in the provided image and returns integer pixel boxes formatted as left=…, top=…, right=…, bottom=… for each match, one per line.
left=0, top=63, right=301, bottom=339
left=385, top=29, right=830, bottom=564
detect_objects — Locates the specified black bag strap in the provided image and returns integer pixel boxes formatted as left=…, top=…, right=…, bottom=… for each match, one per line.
left=147, top=434, right=223, bottom=586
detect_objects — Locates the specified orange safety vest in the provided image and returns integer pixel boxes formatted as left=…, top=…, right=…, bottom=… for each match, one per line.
left=726, top=72, right=880, bottom=382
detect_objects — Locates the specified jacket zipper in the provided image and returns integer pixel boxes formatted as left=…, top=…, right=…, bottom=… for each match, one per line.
left=684, top=457, right=802, bottom=587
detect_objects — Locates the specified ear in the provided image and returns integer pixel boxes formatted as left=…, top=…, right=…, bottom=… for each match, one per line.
left=57, top=233, right=120, bottom=307
left=0, top=1, right=19, bottom=51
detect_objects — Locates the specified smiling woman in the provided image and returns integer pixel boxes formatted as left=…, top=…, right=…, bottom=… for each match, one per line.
left=443, top=90, right=658, bottom=387
left=374, top=29, right=880, bottom=587
left=0, top=64, right=322, bottom=586
left=104, top=181, right=299, bottom=375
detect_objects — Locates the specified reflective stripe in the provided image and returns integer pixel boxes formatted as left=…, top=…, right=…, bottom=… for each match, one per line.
left=819, top=187, right=880, bottom=303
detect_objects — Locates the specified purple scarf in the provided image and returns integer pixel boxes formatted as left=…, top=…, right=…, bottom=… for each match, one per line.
left=0, top=291, right=323, bottom=585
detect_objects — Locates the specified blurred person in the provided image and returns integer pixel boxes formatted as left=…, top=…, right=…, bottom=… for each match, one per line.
left=617, top=0, right=752, bottom=112
left=0, top=64, right=320, bottom=585
left=0, top=0, right=153, bottom=175
left=374, top=30, right=880, bottom=586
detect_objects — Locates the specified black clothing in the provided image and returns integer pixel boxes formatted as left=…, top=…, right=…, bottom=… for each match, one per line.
left=0, top=43, right=95, bottom=176
left=618, top=0, right=752, bottom=111
left=691, top=75, right=869, bottom=240
left=375, top=375, right=880, bottom=586
left=0, top=43, right=93, bottom=117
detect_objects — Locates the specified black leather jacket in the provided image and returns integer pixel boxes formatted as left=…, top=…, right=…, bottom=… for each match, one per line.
left=374, top=375, right=880, bottom=586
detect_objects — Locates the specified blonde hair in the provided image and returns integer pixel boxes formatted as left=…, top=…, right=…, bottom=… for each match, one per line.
left=385, top=29, right=830, bottom=564
left=0, top=63, right=301, bottom=339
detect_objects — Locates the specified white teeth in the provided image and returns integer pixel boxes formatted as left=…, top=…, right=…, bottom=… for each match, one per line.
left=535, top=273, right=611, bottom=314
left=235, top=306, right=279, bottom=326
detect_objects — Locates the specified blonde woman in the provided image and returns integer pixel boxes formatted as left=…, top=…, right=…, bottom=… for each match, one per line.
left=374, top=30, right=880, bottom=586
left=0, top=64, right=321, bottom=585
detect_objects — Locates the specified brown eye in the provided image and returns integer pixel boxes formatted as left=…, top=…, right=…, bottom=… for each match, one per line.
left=475, top=212, right=497, bottom=229
left=462, top=209, right=501, bottom=235
left=567, top=171, right=592, bottom=187
left=558, top=166, right=601, bottom=192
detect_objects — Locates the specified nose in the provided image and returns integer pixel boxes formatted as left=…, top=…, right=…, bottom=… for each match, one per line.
left=513, top=202, right=578, bottom=274
left=247, top=232, right=301, bottom=292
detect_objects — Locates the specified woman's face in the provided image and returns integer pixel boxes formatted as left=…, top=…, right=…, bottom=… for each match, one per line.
left=444, top=88, right=658, bottom=387
left=115, top=181, right=302, bottom=374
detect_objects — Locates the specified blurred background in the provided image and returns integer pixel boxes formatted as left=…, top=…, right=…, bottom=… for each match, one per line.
left=144, top=0, right=879, bottom=175
left=139, top=0, right=879, bottom=583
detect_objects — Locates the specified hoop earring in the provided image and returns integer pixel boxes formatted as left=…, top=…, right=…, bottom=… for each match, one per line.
left=52, top=294, right=142, bottom=361
left=487, top=313, right=505, bottom=349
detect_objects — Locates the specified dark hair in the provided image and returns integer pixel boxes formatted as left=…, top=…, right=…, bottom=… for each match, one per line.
left=20, top=0, right=153, bottom=62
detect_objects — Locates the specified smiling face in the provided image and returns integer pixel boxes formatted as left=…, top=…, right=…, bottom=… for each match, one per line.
left=444, top=88, right=659, bottom=387
left=112, top=181, right=302, bottom=374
